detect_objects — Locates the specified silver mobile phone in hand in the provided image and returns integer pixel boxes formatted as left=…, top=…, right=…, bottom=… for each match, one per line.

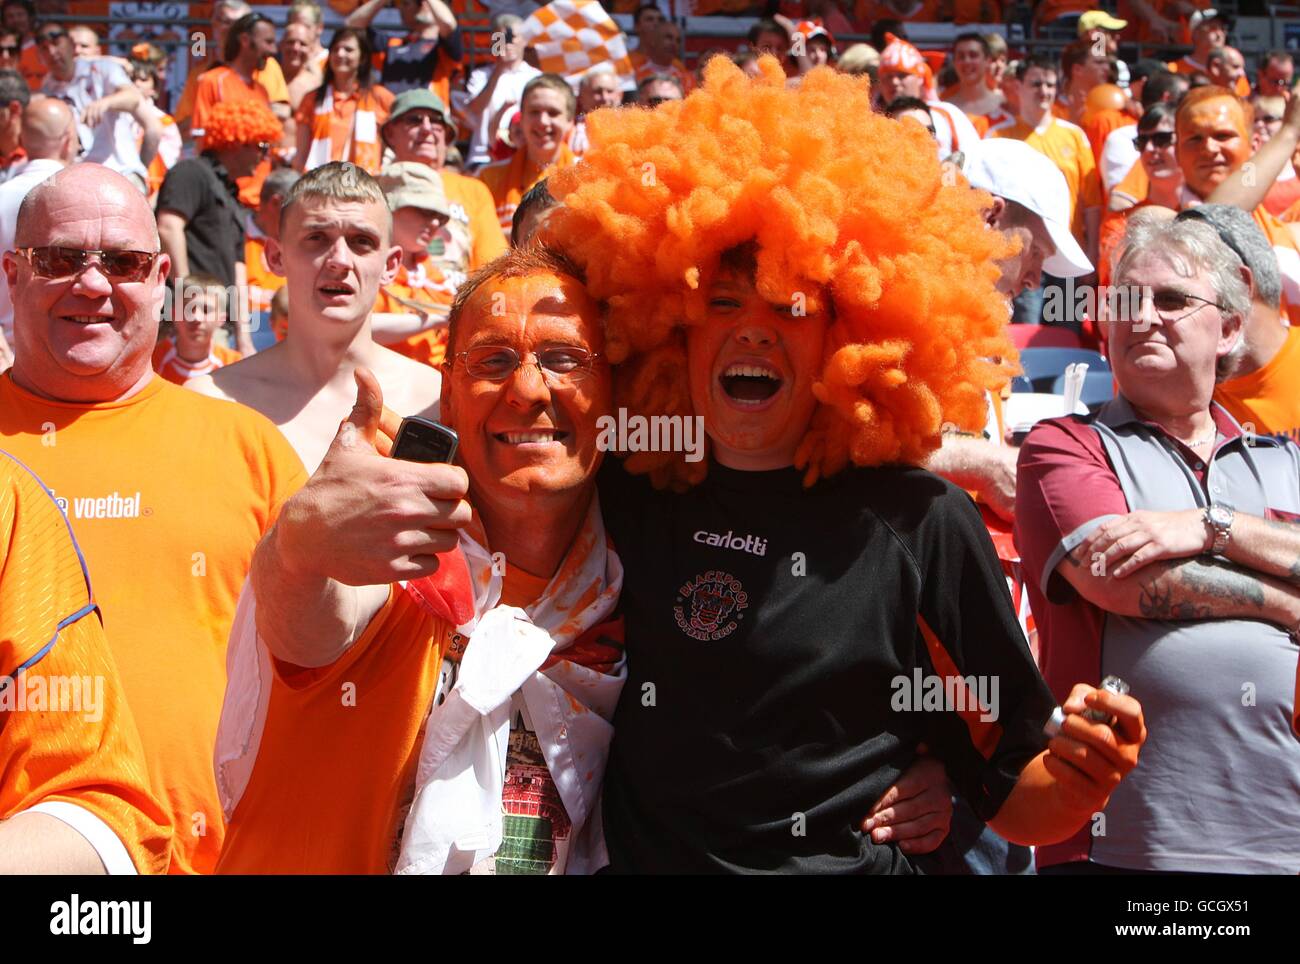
left=391, top=415, right=459, bottom=464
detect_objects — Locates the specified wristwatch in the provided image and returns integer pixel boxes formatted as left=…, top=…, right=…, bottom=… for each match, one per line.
left=1204, top=504, right=1235, bottom=555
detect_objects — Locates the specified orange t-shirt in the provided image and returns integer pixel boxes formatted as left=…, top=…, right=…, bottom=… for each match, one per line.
left=0, top=450, right=172, bottom=874
left=217, top=586, right=453, bottom=874
left=1082, top=108, right=1134, bottom=167
left=437, top=169, right=508, bottom=291
left=18, top=41, right=45, bottom=91
left=991, top=117, right=1102, bottom=244
left=175, top=56, right=288, bottom=126
left=1214, top=327, right=1300, bottom=444
left=151, top=337, right=243, bottom=385
left=0, top=373, right=306, bottom=874
left=476, top=144, right=575, bottom=232
left=244, top=234, right=285, bottom=321
left=374, top=256, right=456, bottom=367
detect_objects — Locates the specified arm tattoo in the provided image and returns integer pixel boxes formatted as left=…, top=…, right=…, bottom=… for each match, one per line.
left=1137, top=559, right=1266, bottom=620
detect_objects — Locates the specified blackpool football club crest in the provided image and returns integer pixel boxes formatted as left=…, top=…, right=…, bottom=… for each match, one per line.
left=674, top=570, right=748, bottom=641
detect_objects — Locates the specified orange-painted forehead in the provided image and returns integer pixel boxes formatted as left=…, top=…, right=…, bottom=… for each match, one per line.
left=459, top=271, right=601, bottom=348
left=1179, top=95, right=1248, bottom=137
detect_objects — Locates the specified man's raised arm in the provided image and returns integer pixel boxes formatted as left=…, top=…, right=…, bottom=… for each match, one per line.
left=252, top=368, right=471, bottom=668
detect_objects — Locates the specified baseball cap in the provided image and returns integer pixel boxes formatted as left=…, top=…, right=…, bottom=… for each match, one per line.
left=385, top=88, right=456, bottom=135
left=963, top=139, right=1093, bottom=278
left=1189, top=8, right=1231, bottom=32
left=1077, top=10, right=1127, bottom=33
left=375, top=161, right=451, bottom=219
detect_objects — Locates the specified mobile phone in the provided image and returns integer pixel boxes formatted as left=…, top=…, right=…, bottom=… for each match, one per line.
left=391, top=415, right=459, bottom=464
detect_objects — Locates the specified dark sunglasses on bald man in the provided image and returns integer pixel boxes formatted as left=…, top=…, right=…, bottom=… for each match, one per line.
left=36, top=28, right=66, bottom=45
left=0, top=44, right=19, bottom=56
left=17, top=246, right=158, bottom=283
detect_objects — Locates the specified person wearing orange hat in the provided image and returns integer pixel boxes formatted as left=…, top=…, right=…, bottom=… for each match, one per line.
left=157, top=99, right=282, bottom=356
left=877, top=32, right=979, bottom=161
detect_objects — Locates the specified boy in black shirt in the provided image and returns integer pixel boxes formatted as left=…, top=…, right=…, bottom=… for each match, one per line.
left=548, top=56, right=1146, bottom=873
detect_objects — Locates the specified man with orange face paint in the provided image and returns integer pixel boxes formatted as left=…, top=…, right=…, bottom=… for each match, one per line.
left=546, top=57, right=1145, bottom=873
left=1175, top=87, right=1300, bottom=319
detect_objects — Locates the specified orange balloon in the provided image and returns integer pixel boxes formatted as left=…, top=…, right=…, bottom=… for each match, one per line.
left=1086, top=83, right=1128, bottom=115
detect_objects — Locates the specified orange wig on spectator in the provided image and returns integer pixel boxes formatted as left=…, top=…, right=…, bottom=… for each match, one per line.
left=546, top=55, right=1014, bottom=489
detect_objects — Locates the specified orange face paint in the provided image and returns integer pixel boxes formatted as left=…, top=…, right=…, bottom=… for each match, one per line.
left=1177, top=95, right=1250, bottom=199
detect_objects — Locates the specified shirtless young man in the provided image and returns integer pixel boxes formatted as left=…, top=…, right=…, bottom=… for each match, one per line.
left=188, top=162, right=440, bottom=471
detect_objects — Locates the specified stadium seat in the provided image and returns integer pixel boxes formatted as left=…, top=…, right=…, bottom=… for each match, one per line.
left=1007, top=325, right=1081, bottom=350
left=1050, top=370, right=1115, bottom=410
left=1018, top=347, right=1108, bottom=391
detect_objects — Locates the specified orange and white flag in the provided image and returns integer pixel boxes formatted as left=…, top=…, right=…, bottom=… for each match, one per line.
left=520, top=0, right=635, bottom=88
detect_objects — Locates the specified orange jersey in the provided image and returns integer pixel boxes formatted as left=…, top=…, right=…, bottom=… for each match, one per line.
left=475, top=144, right=575, bottom=232
left=374, top=257, right=456, bottom=367
left=0, top=374, right=306, bottom=874
left=176, top=56, right=288, bottom=126
left=1253, top=205, right=1300, bottom=326
left=1214, top=327, right=1300, bottom=444
left=991, top=117, right=1102, bottom=244
left=0, top=450, right=172, bottom=874
left=217, top=586, right=453, bottom=873
left=1082, top=108, right=1134, bottom=167
left=151, top=337, right=242, bottom=385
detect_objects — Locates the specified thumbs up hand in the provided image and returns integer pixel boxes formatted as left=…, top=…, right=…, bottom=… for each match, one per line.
left=276, top=368, right=472, bottom=587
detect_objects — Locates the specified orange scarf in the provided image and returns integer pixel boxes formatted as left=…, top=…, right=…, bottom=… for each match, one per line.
left=304, top=86, right=383, bottom=174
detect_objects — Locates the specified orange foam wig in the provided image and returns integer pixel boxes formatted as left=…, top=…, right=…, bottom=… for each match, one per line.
left=202, top=100, right=283, bottom=152
left=546, top=55, right=1015, bottom=488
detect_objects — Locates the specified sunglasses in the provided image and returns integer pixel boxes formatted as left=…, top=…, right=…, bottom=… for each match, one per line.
left=18, top=246, right=158, bottom=282
left=1134, top=131, right=1175, bottom=149
left=0, top=45, right=18, bottom=56
left=36, top=29, right=65, bottom=44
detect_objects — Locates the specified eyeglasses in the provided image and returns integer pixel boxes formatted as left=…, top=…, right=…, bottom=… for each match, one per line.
left=17, top=246, right=158, bottom=283
left=452, top=344, right=601, bottom=383
left=1134, top=131, right=1175, bottom=150
left=1112, top=288, right=1225, bottom=323
left=36, top=29, right=65, bottom=45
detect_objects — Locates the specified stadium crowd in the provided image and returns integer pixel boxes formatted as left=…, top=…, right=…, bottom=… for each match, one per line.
left=0, top=0, right=1296, bottom=876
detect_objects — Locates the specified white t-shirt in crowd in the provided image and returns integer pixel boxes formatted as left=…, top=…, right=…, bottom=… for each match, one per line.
left=1100, top=123, right=1140, bottom=193
left=0, top=158, right=67, bottom=341
left=463, top=61, right=541, bottom=166
left=42, top=57, right=146, bottom=180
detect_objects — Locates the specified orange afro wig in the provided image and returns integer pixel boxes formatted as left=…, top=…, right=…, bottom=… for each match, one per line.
left=202, top=100, right=282, bottom=153
left=545, top=55, right=1015, bottom=489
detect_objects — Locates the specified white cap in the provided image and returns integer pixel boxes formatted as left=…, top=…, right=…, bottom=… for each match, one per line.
left=962, top=139, right=1094, bottom=279
left=1189, top=8, right=1228, bottom=32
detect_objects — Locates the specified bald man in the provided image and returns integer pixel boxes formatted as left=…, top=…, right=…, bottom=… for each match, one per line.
left=0, top=164, right=306, bottom=873
left=0, top=95, right=78, bottom=343
left=188, top=161, right=440, bottom=472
